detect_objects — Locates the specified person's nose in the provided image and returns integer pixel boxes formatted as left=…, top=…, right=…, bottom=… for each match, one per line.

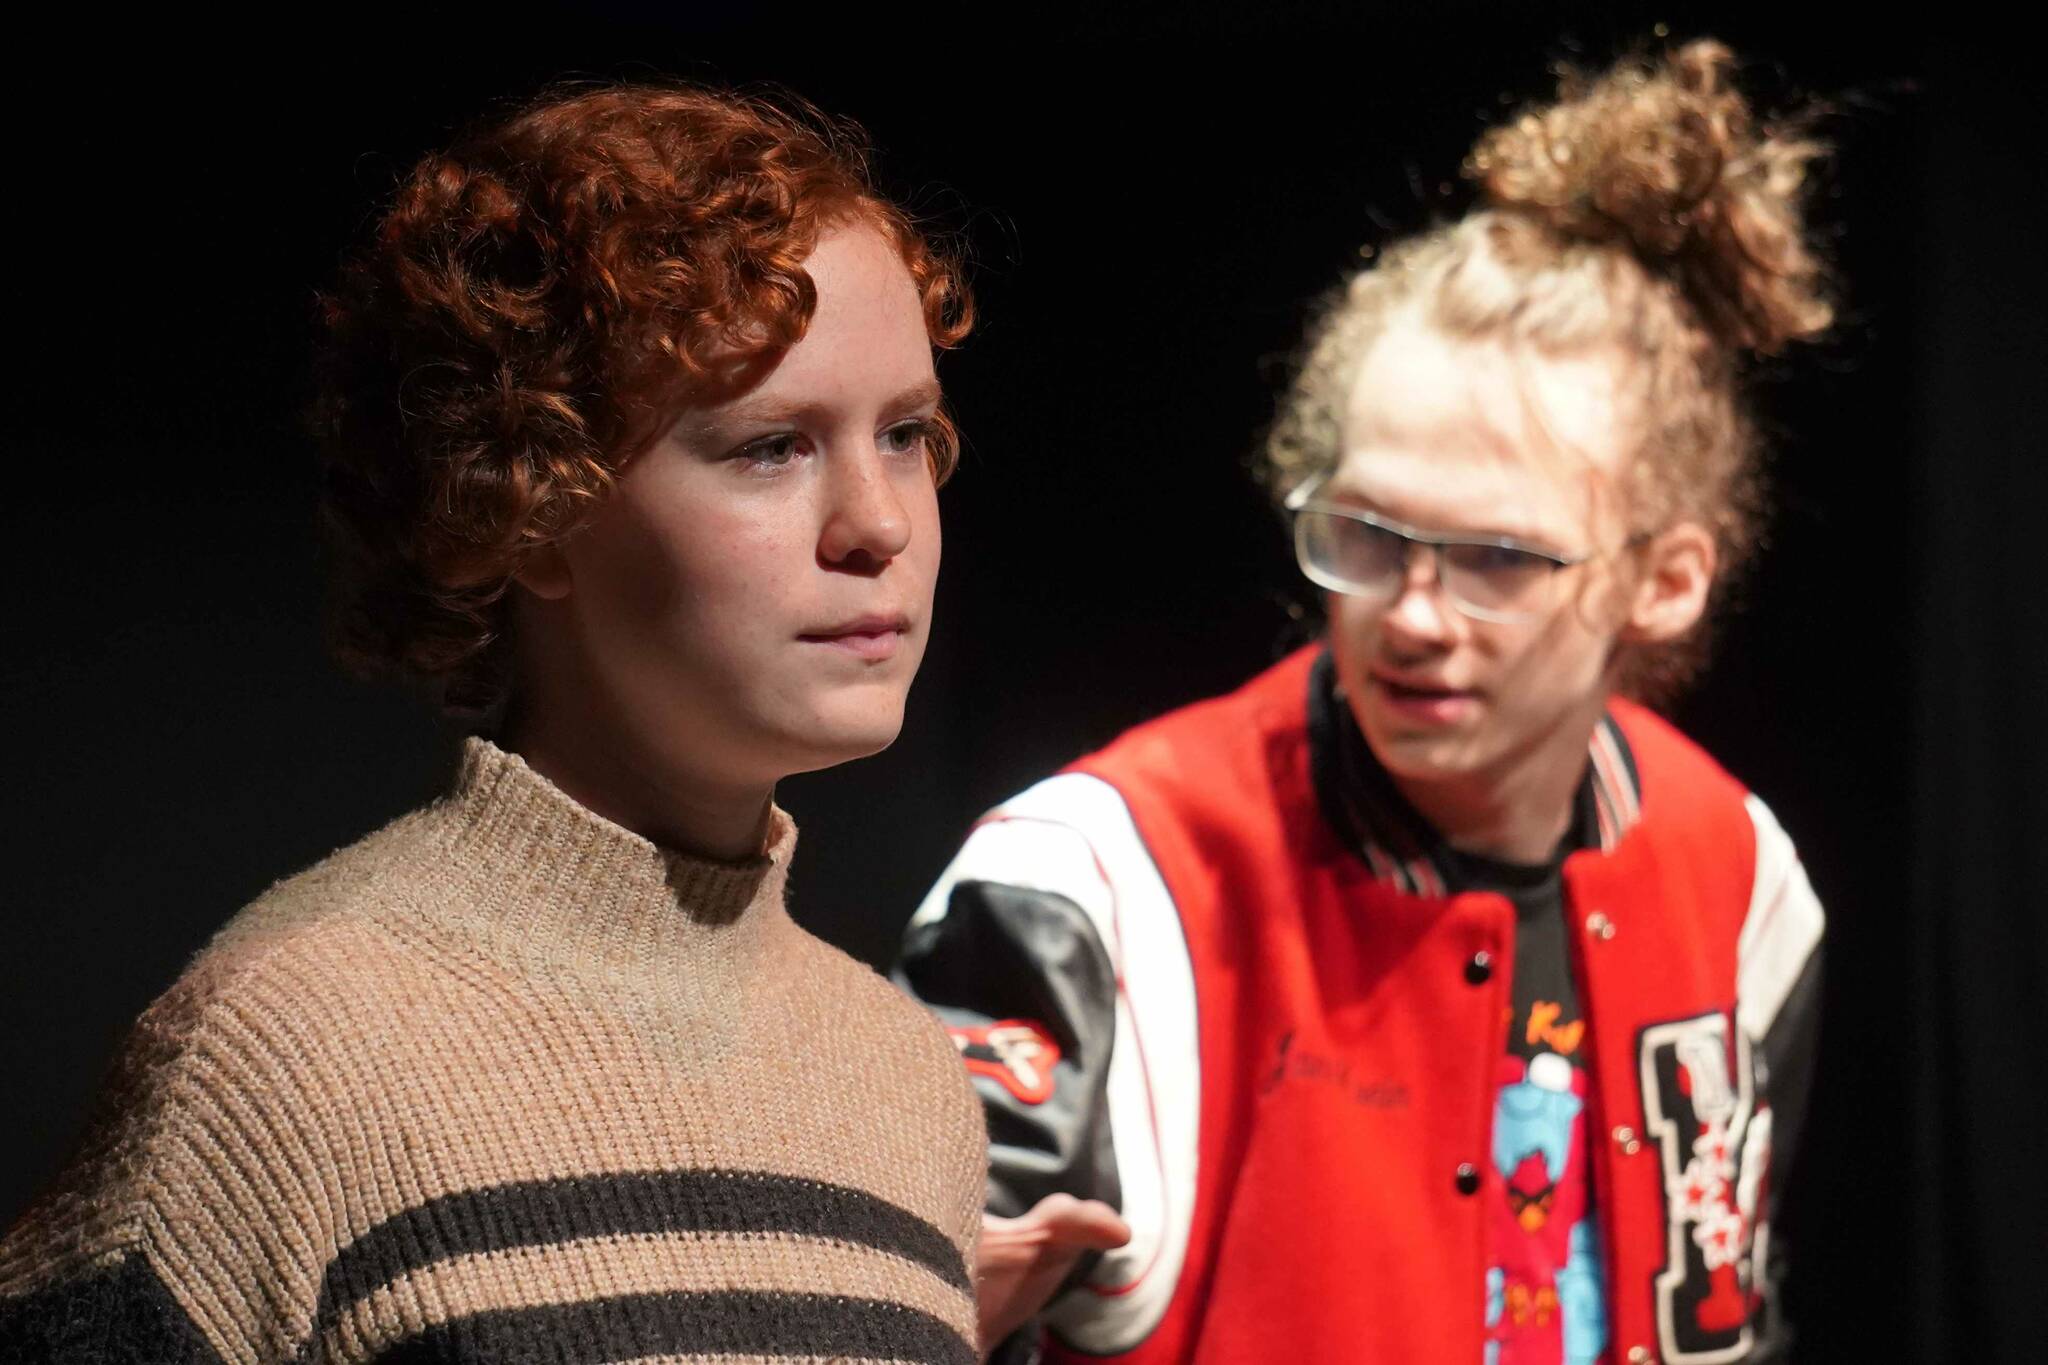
left=1380, top=544, right=1459, bottom=644
left=817, top=443, right=913, bottom=572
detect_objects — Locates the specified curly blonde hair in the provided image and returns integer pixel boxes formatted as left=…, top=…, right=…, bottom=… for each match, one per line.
left=314, top=84, right=972, bottom=713
left=1264, top=40, right=1834, bottom=699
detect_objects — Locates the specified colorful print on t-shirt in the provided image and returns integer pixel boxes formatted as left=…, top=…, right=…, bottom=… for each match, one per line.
left=1487, top=1045, right=1607, bottom=1365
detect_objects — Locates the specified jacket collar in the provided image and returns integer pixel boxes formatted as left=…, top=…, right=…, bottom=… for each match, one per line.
left=1305, top=649, right=1642, bottom=895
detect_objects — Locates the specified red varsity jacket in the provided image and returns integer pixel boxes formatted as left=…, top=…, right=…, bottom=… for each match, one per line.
left=899, top=646, right=1825, bottom=1365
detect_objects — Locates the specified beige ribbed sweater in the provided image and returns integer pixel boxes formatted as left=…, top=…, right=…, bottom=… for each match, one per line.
left=0, top=739, right=987, bottom=1364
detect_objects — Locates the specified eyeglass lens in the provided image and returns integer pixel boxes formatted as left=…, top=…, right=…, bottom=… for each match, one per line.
left=1295, top=510, right=1559, bottom=618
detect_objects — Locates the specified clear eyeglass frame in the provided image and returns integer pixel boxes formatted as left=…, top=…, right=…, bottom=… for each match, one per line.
left=1283, top=475, right=1592, bottom=625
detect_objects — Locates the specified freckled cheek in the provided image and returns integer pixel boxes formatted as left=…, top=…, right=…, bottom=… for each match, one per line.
left=910, top=508, right=943, bottom=613
left=586, top=497, right=809, bottom=640
left=876, top=475, right=941, bottom=623
left=672, top=525, right=815, bottom=639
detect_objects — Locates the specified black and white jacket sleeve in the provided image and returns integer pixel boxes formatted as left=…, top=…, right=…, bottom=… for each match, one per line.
left=1736, top=795, right=1827, bottom=1364
left=895, top=773, right=1200, bottom=1359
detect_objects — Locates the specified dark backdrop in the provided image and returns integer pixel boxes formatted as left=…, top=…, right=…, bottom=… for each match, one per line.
left=3, top=7, right=2039, bottom=1361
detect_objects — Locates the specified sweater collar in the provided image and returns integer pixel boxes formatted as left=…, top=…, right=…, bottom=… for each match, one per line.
left=417, top=737, right=798, bottom=968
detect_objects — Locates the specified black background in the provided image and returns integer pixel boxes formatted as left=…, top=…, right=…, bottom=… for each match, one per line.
left=3, top=6, right=2041, bottom=1360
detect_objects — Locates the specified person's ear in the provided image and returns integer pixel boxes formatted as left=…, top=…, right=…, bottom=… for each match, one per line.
left=1621, top=521, right=1716, bottom=644
left=514, top=543, right=574, bottom=601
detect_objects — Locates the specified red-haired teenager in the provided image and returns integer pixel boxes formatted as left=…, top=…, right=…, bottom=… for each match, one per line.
left=0, top=86, right=986, bottom=1364
left=903, top=42, right=1829, bottom=1365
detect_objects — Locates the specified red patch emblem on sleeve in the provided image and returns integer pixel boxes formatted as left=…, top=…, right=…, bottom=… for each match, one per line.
left=948, top=1019, right=1062, bottom=1105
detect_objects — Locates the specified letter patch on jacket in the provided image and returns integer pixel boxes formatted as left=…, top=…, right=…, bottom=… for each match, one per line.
left=1639, top=1012, right=1773, bottom=1363
left=949, top=1018, right=1061, bottom=1105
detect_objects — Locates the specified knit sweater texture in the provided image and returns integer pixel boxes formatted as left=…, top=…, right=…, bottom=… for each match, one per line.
left=0, top=739, right=987, bottom=1364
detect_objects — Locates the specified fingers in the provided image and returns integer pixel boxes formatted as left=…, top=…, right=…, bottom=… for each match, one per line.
left=982, top=1194, right=1130, bottom=1251
left=972, top=1197, right=1132, bottom=1357
left=1031, top=1194, right=1132, bottom=1248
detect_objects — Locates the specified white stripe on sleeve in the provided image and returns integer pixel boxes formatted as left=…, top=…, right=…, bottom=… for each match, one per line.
left=1736, top=794, right=1826, bottom=1043
left=920, top=773, right=1199, bottom=1355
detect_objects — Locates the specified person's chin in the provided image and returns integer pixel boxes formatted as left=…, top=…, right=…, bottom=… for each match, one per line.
left=1360, top=711, right=1486, bottom=784
left=780, top=699, right=909, bottom=774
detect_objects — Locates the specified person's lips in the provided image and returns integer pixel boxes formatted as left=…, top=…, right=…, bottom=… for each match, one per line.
left=1367, top=670, right=1481, bottom=725
left=799, top=613, right=911, bottom=662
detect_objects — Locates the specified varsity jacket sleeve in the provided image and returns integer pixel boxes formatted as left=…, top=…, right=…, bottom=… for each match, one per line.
left=896, top=868, right=1123, bottom=1222
left=895, top=773, right=1201, bottom=1358
left=1737, top=795, right=1827, bottom=1364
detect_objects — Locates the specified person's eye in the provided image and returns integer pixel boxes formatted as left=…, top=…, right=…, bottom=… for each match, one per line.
left=1456, top=543, right=1553, bottom=577
left=879, top=418, right=933, bottom=458
left=733, top=433, right=804, bottom=471
left=1471, top=544, right=1531, bottom=570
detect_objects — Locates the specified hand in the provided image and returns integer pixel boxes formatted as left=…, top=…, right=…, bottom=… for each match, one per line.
left=975, top=1194, right=1131, bottom=1357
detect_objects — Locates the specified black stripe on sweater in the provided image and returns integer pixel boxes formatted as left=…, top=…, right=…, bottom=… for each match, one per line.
left=367, top=1290, right=974, bottom=1365
left=315, top=1168, right=969, bottom=1324
left=0, top=1251, right=226, bottom=1365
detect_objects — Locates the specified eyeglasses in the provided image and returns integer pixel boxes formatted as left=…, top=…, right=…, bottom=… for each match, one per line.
left=1284, top=477, right=1591, bottom=625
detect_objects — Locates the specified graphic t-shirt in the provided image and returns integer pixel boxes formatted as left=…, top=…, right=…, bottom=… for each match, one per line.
left=1441, top=834, right=1608, bottom=1365
left=1314, top=665, right=1609, bottom=1365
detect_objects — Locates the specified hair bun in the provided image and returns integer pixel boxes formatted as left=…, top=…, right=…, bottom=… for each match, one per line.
left=1465, top=39, right=1833, bottom=354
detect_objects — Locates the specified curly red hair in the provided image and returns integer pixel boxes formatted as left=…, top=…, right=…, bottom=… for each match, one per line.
left=314, top=84, right=972, bottom=712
